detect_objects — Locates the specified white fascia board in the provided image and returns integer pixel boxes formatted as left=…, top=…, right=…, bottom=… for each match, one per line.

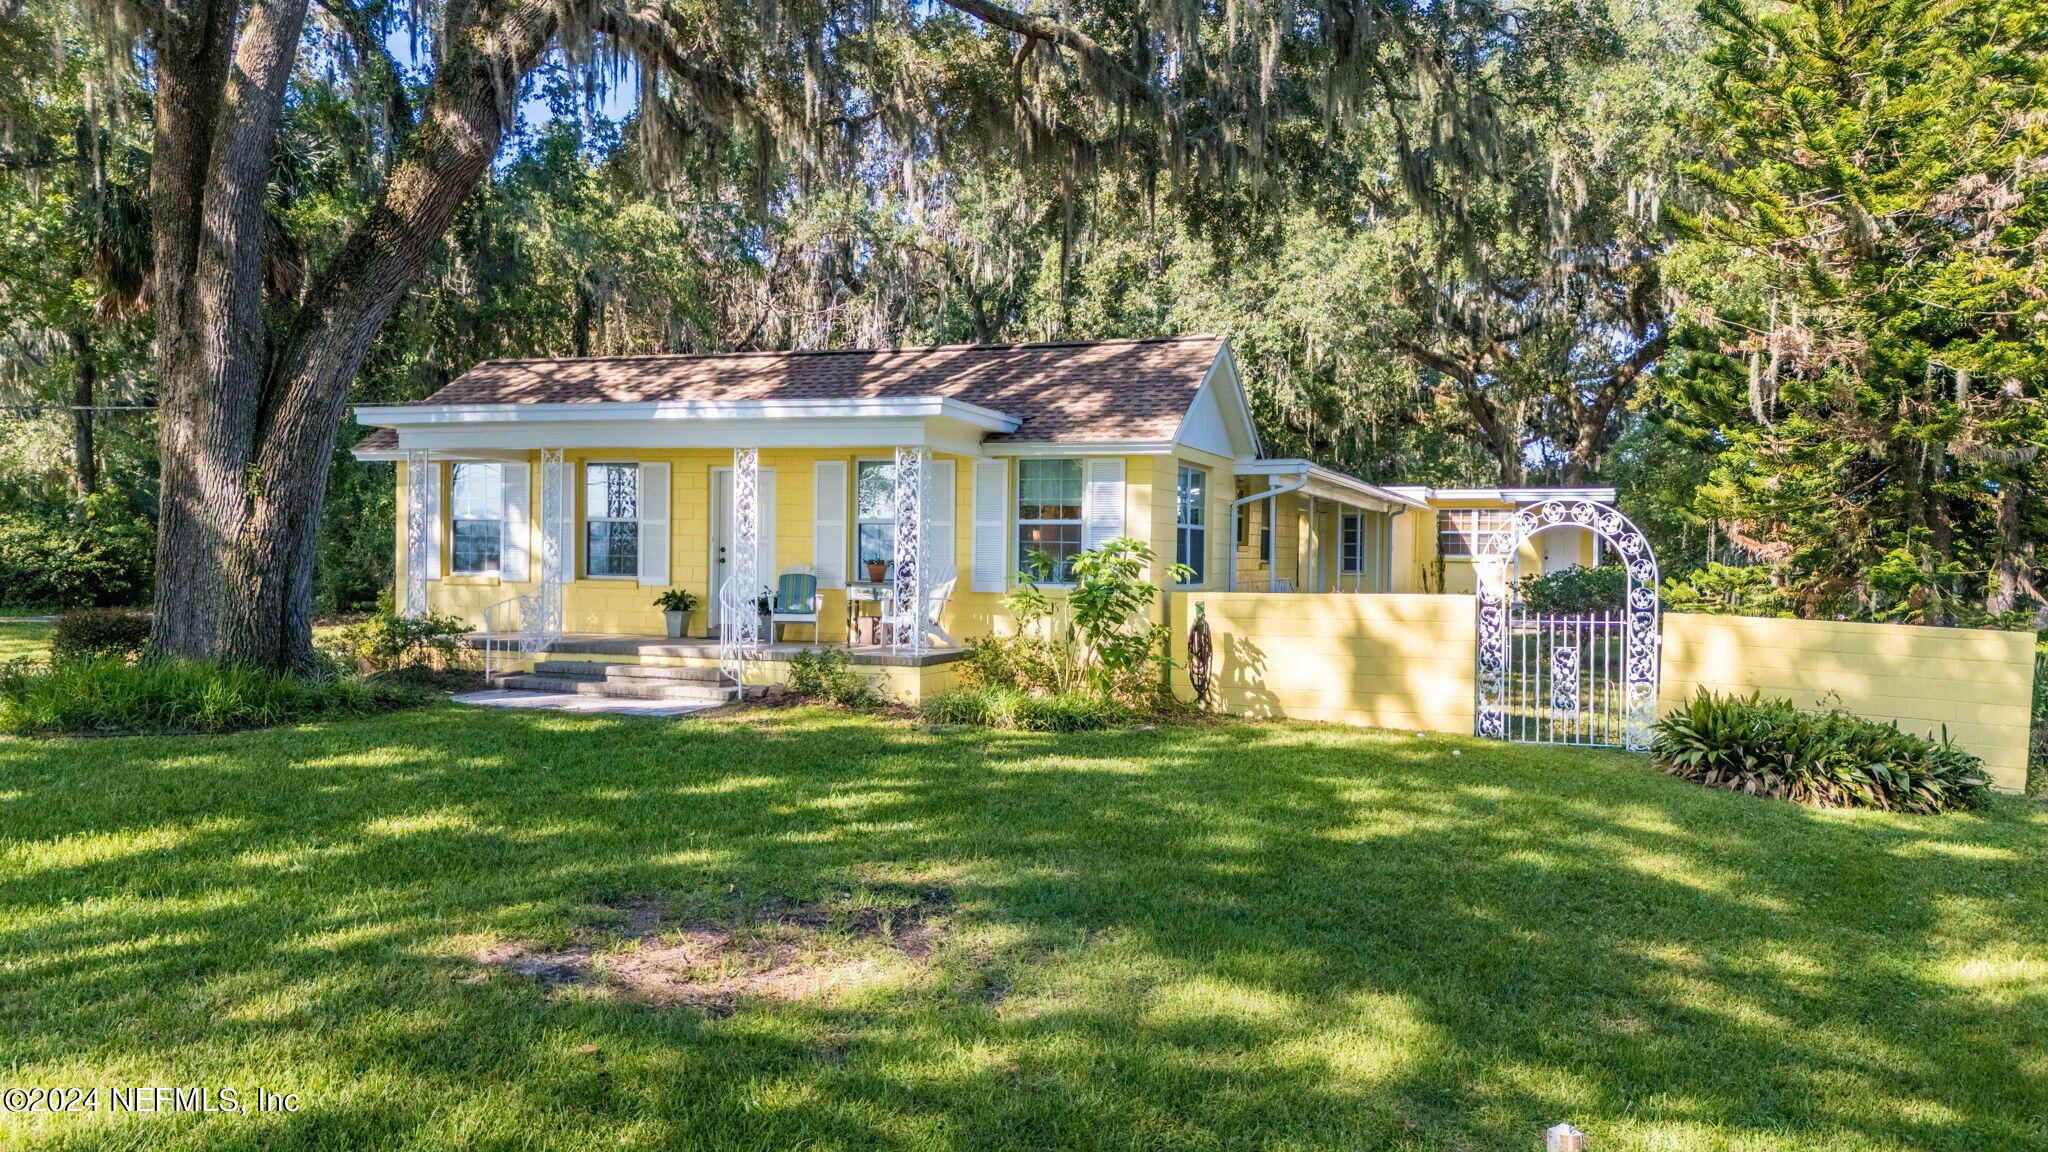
left=352, top=449, right=406, bottom=462
left=1234, top=458, right=1426, bottom=511
left=983, top=440, right=1178, bottom=457
left=353, top=395, right=1022, bottom=434
left=1425, top=486, right=1618, bottom=505
left=394, top=416, right=946, bottom=453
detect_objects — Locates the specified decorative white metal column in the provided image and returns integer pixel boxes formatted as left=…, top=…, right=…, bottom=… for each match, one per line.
left=403, top=448, right=431, bottom=617
left=536, top=448, right=568, bottom=642
left=719, top=447, right=762, bottom=693
left=890, top=446, right=928, bottom=655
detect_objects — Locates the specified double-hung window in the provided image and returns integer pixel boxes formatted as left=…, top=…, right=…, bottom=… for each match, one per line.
left=584, top=462, right=640, bottom=577
left=854, top=459, right=898, bottom=576
left=1437, top=508, right=1514, bottom=558
left=1175, top=465, right=1206, bottom=585
left=1340, top=512, right=1363, bottom=575
left=450, top=463, right=503, bottom=574
left=1016, top=458, right=1084, bottom=581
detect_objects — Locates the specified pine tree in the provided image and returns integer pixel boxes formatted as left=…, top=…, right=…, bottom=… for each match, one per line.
left=1668, top=0, right=2048, bottom=620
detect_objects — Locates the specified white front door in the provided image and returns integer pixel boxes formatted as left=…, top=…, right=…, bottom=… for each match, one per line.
left=710, top=467, right=777, bottom=633
left=1541, top=529, right=1580, bottom=574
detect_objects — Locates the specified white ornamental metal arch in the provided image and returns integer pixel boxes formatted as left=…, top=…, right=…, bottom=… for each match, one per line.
left=1474, top=500, right=1661, bottom=751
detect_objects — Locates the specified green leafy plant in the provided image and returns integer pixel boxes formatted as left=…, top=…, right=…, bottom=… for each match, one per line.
left=50, top=608, right=152, bottom=663
left=1516, top=565, right=1628, bottom=614
left=329, top=611, right=468, bottom=673
left=653, top=588, right=698, bottom=613
left=786, top=648, right=882, bottom=708
left=0, top=659, right=433, bottom=736
left=1652, top=690, right=1990, bottom=813
left=983, top=538, right=1190, bottom=705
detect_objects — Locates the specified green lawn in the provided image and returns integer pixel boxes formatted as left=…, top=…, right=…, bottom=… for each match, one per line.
left=2, top=703, right=2045, bottom=1151
left=0, top=619, right=51, bottom=663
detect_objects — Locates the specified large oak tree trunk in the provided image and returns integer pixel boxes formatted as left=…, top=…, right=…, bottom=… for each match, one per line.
left=146, top=0, right=557, bottom=672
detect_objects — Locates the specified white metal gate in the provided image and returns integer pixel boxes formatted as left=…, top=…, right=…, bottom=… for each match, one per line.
left=1475, top=500, right=1661, bottom=751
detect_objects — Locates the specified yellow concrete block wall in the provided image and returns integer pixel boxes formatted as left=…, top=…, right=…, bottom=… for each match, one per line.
left=1170, top=592, right=1479, bottom=734
left=1660, top=613, right=2037, bottom=791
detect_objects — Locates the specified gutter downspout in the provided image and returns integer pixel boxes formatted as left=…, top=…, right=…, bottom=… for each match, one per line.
left=1229, top=473, right=1307, bottom=592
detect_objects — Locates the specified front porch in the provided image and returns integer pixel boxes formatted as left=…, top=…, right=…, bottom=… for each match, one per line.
left=464, top=631, right=966, bottom=668
left=462, top=630, right=969, bottom=707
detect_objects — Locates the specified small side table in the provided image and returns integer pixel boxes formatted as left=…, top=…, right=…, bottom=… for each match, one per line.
left=845, top=582, right=890, bottom=646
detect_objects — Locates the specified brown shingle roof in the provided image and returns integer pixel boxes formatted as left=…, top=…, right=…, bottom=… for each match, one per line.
left=353, top=335, right=1224, bottom=454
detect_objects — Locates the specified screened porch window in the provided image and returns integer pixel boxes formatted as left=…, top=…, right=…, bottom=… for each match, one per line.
left=1340, top=512, right=1363, bottom=575
left=450, top=463, right=503, bottom=574
left=584, top=462, right=639, bottom=577
left=1175, top=465, right=1206, bottom=585
left=1016, top=458, right=1083, bottom=581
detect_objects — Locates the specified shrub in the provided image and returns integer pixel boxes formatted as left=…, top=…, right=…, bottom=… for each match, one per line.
left=1517, top=564, right=1628, bottom=614
left=0, top=509, right=153, bottom=611
left=786, top=648, right=882, bottom=708
left=1653, top=690, right=1991, bottom=814
left=329, top=611, right=468, bottom=672
left=919, top=685, right=1124, bottom=732
left=960, top=633, right=1072, bottom=695
left=996, top=537, right=1188, bottom=705
left=0, top=659, right=432, bottom=736
left=50, top=608, right=152, bottom=663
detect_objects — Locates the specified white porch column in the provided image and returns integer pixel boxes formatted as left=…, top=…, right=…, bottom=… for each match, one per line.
left=536, top=448, right=568, bottom=638
left=891, top=446, right=928, bottom=655
left=403, top=448, right=431, bottom=617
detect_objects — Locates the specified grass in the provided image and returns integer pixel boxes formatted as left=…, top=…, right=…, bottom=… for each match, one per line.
left=1, top=704, right=2045, bottom=1150
left=0, top=619, right=51, bottom=664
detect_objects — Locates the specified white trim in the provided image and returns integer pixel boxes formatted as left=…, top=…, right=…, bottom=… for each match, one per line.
left=1384, top=485, right=1619, bottom=505
left=355, top=395, right=1021, bottom=432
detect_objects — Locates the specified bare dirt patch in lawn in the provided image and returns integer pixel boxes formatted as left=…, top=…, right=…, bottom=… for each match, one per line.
left=474, top=890, right=949, bottom=1014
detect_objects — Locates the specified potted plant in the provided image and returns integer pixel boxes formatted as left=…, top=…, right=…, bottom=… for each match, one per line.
left=864, top=557, right=890, bottom=583
left=653, top=588, right=698, bottom=638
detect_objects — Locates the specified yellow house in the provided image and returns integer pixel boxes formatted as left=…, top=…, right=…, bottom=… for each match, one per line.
left=352, top=336, right=1609, bottom=703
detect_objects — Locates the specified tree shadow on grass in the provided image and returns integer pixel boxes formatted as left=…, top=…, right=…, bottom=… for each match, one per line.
left=1, top=704, right=2044, bottom=1150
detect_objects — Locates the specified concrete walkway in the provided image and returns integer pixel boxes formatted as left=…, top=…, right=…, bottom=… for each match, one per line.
left=451, top=689, right=716, bottom=717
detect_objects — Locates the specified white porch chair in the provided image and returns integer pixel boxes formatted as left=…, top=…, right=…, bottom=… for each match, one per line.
left=767, top=565, right=824, bottom=643
left=886, top=565, right=959, bottom=651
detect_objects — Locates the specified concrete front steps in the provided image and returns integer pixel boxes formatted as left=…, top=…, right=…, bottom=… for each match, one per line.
left=497, top=660, right=742, bottom=704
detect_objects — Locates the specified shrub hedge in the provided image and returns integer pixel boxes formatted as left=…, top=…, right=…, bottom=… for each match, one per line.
left=1652, top=690, right=1990, bottom=813
left=50, top=608, right=152, bottom=663
left=786, top=649, right=883, bottom=708
left=0, top=511, right=153, bottom=611
left=0, top=659, right=434, bottom=736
